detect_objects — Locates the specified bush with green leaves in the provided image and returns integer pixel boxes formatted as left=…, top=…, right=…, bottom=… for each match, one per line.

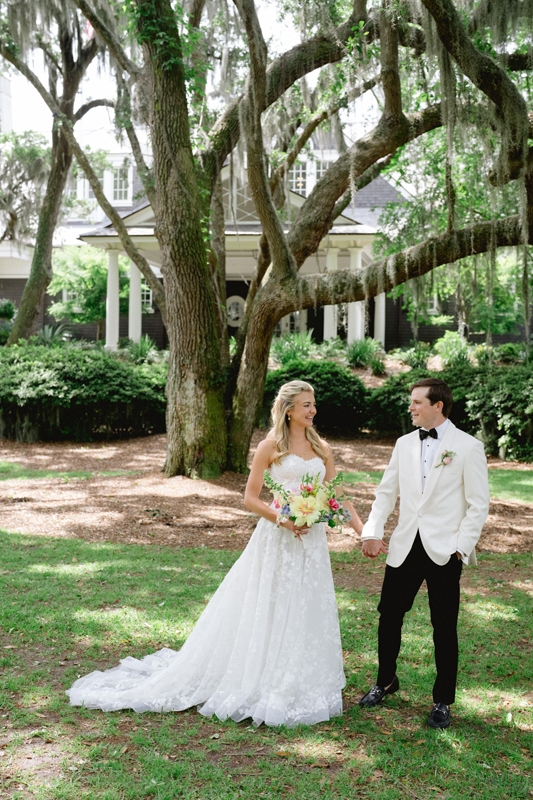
left=263, top=359, right=368, bottom=436
left=270, top=330, right=316, bottom=366
left=0, top=343, right=167, bottom=442
left=433, top=330, right=472, bottom=366
left=494, top=342, right=527, bottom=364
left=346, top=337, right=383, bottom=368
left=0, top=298, right=16, bottom=321
left=393, top=341, right=432, bottom=369
left=466, top=365, right=533, bottom=460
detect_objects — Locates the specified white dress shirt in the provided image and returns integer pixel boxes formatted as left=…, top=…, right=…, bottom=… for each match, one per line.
left=420, top=418, right=449, bottom=491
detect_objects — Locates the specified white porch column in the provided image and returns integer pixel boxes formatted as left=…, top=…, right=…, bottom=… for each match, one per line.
left=374, top=292, right=386, bottom=347
left=106, top=250, right=120, bottom=350
left=128, top=260, right=142, bottom=343
left=323, top=247, right=339, bottom=340
left=347, top=247, right=365, bottom=343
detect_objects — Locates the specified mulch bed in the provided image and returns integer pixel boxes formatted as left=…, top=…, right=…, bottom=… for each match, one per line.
left=1, top=432, right=531, bottom=555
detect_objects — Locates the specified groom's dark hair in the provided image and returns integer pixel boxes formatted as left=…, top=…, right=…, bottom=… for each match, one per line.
left=410, top=378, right=453, bottom=418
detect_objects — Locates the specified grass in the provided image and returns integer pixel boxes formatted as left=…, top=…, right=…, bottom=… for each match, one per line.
left=344, top=468, right=533, bottom=504
left=0, top=530, right=532, bottom=799
left=0, top=462, right=136, bottom=482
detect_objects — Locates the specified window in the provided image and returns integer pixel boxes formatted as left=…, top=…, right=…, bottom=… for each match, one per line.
left=113, top=166, right=130, bottom=202
left=141, top=280, right=154, bottom=313
left=288, top=162, right=306, bottom=195
left=226, top=295, right=245, bottom=327
left=315, top=160, right=331, bottom=182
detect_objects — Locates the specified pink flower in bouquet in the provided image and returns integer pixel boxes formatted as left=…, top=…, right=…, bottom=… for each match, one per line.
left=273, top=498, right=280, bottom=509
left=328, top=498, right=340, bottom=510
left=300, top=482, right=314, bottom=493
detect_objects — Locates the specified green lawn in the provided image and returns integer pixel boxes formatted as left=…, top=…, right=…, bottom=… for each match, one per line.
left=344, top=468, right=533, bottom=504
left=0, top=462, right=136, bottom=482
left=0, top=531, right=532, bottom=799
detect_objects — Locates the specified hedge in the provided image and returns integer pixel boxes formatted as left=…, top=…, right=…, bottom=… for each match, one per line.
left=263, top=359, right=368, bottom=437
left=0, top=344, right=167, bottom=442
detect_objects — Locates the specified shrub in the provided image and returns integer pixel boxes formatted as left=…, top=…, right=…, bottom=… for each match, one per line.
left=0, top=320, right=12, bottom=346
left=394, top=341, right=432, bottom=370
left=270, top=330, right=316, bottom=366
left=122, top=335, right=161, bottom=365
left=0, top=343, right=167, bottom=442
left=433, top=330, right=471, bottom=366
left=367, top=374, right=413, bottom=434
left=347, top=337, right=383, bottom=368
left=494, top=342, right=526, bottom=364
left=32, top=323, right=72, bottom=346
left=263, top=359, right=368, bottom=436
left=370, top=354, right=387, bottom=376
left=0, top=298, right=16, bottom=321
left=466, top=365, right=533, bottom=459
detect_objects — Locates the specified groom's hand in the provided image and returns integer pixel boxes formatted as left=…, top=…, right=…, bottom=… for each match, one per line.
left=361, top=539, right=388, bottom=559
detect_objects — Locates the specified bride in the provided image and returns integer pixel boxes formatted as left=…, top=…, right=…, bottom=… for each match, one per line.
left=68, top=380, right=363, bottom=727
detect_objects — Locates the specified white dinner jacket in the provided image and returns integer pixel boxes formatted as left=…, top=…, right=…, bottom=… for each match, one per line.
left=361, top=421, right=490, bottom=567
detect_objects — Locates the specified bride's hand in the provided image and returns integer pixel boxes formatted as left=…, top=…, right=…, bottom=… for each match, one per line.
left=280, top=519, right=309, bottom=540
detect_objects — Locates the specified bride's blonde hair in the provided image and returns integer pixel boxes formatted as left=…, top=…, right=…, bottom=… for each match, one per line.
left=268, top=380, right=328, bottom=464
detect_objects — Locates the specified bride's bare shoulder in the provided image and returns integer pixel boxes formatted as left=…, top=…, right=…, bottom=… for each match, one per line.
left=253, top=436, right=278, bottom=463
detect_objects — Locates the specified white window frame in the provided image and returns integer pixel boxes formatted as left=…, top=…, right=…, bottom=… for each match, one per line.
left=112, top=164, right=132, bottom=203
left=141, top=280, right=154, bottom=313
left=288, top=162, right=307, bottom=195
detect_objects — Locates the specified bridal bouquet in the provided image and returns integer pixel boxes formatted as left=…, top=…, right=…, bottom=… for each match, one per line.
left=264, top=470, right=351, bottom=529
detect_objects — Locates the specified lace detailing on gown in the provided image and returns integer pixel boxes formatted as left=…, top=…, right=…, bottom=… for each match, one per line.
left=67, top=455, right=346, bottom=727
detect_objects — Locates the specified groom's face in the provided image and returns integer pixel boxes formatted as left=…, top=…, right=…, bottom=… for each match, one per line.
left=409, top=387, right=444, bottom=430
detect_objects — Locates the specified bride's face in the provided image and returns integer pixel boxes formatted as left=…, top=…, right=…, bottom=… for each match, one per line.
left=288, top=392, right=316, bottom=429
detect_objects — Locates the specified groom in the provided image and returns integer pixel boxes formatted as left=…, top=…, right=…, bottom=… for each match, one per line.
left=359, top=377, right=490, bottom=728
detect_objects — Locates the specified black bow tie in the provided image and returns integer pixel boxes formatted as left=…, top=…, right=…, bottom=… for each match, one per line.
left=419, top=428, right=438, bottom=440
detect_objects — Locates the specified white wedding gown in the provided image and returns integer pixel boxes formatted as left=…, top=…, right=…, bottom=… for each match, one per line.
left=67, top=455, right=346, bottom=727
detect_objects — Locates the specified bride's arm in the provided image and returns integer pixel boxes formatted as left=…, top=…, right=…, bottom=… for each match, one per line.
left=244, top=440, right=307, bottom=536
left=323, top=443, right=364, bottom=536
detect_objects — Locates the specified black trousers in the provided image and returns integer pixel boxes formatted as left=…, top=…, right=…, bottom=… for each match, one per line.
left=376, top=532, right=463, bottom=704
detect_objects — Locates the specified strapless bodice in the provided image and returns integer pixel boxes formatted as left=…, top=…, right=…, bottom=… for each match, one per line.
left=269, top=454, right=326, bottom=492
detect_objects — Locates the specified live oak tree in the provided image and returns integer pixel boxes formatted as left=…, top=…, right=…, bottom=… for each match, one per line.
left=0, top=0, right=114, bottom=343
left=3, top=0, right=533, bottom=475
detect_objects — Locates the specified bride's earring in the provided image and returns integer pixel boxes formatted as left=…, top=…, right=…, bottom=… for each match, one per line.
left=287, top=415, right=291, bottom=422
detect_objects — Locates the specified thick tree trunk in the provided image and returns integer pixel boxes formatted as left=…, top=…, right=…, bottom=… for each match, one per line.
left=136, top=0, right=226, bottom=477
left=8, top=128, right=71, bottom=343
left=228, top=282, right=290, bottom=472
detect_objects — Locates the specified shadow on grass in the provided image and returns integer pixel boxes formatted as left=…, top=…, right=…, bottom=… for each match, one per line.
left=0, top=531, right=532, bottom=799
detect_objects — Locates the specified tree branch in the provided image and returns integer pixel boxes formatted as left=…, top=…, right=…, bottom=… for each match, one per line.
left=270, top=76, right=378, bottom=198
left=233, top=0, right=297, bottom=281
left=287, top=103, right=441, bottom=268
left=379, top=8, right=403, bottom=120
left=421, top=0, right=529, bottom=182
left=115, top=73, right=156, bottom=208
left=71, top=0, right=140, bottom=77
left=188, top=0, right=206, bottom=28
left=289, top=215, right=523, bottom=310
left=74, top=98, right=115, bottom=122
left=0, top=43, right=165, bottom=316
left=201, top=2, right=368, bottom=189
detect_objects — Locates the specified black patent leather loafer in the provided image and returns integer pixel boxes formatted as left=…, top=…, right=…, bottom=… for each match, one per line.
left=427, top=702, right=451, bottom=729
left=358, top=675, right=399, bottom=707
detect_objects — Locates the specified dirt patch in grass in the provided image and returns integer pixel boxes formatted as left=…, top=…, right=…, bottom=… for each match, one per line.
left=0, top=432, right=532, bottom=555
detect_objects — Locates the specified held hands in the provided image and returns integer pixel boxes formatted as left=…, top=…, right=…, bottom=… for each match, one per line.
left=361, top=538, right=388, bottom=559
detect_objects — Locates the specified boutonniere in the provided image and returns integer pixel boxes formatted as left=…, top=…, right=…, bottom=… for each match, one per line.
left=435, top=450, right=456, bottom=468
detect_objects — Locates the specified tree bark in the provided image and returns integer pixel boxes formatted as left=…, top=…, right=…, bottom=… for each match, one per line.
left=8, top=127, right=72, bottom=342
left=135, top=0, right=226, bottom=478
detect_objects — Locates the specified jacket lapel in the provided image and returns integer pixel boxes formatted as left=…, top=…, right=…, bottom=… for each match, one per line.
left=420, top=421, right=457, bottom=506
